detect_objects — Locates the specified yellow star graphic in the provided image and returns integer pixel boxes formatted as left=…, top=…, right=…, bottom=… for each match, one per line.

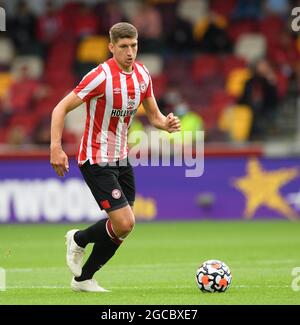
left=233, top=158, right=299, bottom=220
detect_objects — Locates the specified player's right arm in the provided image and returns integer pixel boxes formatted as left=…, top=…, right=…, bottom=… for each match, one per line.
left=50, top=92, right=83, bottom=177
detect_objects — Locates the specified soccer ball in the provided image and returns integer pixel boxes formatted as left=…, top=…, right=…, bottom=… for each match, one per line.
left=196, top=259, right=232, bottom=293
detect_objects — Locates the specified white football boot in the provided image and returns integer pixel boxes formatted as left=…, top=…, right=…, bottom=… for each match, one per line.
left=65, top=229, right=85, bottom=277
left=71, top=277, right=109, bottom=292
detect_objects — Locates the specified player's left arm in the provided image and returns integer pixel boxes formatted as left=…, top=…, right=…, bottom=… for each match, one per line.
left=142, top=96, right=181, bottom=133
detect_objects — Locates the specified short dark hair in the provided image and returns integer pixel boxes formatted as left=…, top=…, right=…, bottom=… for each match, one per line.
left=109, top=22, right=138, bottom=43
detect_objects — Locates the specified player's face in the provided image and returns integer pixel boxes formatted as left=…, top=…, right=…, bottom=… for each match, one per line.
left=109, top=38, right=138, bottom=72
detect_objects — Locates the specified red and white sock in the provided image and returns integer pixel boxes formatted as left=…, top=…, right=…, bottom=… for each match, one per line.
left=105, top=220, right=124, bottom=245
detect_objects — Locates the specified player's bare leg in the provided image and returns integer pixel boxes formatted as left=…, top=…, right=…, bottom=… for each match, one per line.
left=108, top=205, right=135, bottom=239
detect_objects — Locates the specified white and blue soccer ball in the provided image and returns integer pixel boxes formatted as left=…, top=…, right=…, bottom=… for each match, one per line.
left=196, top=259, right=232, bottom=293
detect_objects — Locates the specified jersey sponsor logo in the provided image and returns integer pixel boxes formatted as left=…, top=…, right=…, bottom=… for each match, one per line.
left=113, top=87, right=121, bottom=94
left=139, top=81, right=146, bottom=93
left=112, top=189, right=121, bottom=199
left=111, top=108, right=138, bottom=117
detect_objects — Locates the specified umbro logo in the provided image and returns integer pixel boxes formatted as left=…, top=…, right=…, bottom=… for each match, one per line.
left=113, top=88, right=121, bottom=94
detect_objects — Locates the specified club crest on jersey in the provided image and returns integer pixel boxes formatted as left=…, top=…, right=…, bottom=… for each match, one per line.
left=112, top=189, right=121, bottom=199
left=127, top=96, right=135, bottom=109
left=111, top=96, right=138, bottom=117
left=139, top=81, right=146, bottom=93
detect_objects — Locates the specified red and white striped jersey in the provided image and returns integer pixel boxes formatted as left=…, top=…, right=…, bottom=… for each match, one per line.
left=73, top=58, right=154, bottom=165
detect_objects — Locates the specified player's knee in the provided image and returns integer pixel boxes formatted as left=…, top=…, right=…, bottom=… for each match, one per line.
left=119, top=218, right=135, bottom=235
left=109, top=206, right=135, bottom=237
left=114, top=216, right=135, bottom=237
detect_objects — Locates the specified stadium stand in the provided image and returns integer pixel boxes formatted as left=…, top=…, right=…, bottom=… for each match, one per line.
left=0, top=0, right=299, bottom=147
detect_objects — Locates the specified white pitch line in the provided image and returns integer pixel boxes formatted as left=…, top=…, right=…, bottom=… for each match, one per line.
left=6, top=285, right=69, bottom=289
left=4, top=284, right=290, bottom=290
left=5, top=259, right=299, bottom=273
left=7, top=267, right=64, bottom=273
left=234, top=285, right=290, bottom=288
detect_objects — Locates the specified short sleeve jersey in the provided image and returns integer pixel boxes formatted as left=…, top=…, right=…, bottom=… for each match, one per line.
left=73, top=58, right=154, bottom=164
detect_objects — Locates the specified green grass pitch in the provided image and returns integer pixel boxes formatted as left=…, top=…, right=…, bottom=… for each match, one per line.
left=0, top=220, right=299, bottom=305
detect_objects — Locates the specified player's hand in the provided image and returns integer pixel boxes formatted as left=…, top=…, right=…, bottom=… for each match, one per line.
left=165, top=113, right=181, bottom=133
left=50, top=145, right=69, bottom=177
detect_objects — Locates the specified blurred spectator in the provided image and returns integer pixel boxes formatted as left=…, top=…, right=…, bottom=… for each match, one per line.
left=32, top=116, right=51, bottom=145
left=157, top=85, right=182, bottom=115
left=131, top=3, right=163, bottom=53
left=239, top=59, right=278, bottom=140
left=6, top=125, right=29, bottom=146
left=268, top=29, right=300, bottom=91
left=264, top=0, right=290, bottom=17
left=96, top=1, right=127, bottom=35
left=232, top=0, right=261, bottom=20
left=36, top=0, right=63, bottom=49
left=196, top=14, right=232, bottom=54
left=175, top=102, right=203, bottom=142
left=73, top=2, right=98, bottom=39
left=158, top=85, right=203, bottom=142
left=0, top=0, right=299, bottom=146
left=167, top=15, right=194, bottom=53
left=0, top=65, right=48, bottom=126
left=8, top=1, right=37, bottom=54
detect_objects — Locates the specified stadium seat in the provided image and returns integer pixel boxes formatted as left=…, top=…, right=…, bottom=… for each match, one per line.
left=226, top=67, right=251, bottom=98
left=177, top=0, right=208, bottom=24
left=276, top=71, right=289, bottom=99
left=234, top=33, right=266, bottom=63
left=137, top=54, right=163, bottom=76
left=192, top=55, right=221, bottom=83
left=211, top=90, right=234, bottom=113
left=47, top=40, right=75, bottom=69
left=210, top=0, right=237, bottom=17
left=227, top=20, right=258, bottom=43
left=198, top=106, right=217, bottom=129
left=45, top=68, right=75, bottom=88
left=61, top=2, right=82, bottom=23
left=164, top=57, right=192, bottom=83
left=0, top=38, right=15, bottom=67
left=0, top=73, right=12, bottom=98
left=259, top=15, right=284, bottom=46
left=196, top=89, right=233, bottom=130
left=218, top=104, right=253, bottom=142
left=119, top=0, right=143, bottom=20
left=221, top=55, right=247, bottom=78
left=77, top=36, right=109, bottom=63
left=12, top=56, right=44, bottom=80
left=151, top=74, right=168, bottom=100
left=267, top=39, right=300, bottom=67
left=0, top=128, right=9, bottom=143
left=33, top=93, right=66, bottom=120
left=8, top=114, right=39, bottom=135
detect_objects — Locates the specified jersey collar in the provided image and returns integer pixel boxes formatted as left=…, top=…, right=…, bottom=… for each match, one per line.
left=111, top=58, right=135, bottom=75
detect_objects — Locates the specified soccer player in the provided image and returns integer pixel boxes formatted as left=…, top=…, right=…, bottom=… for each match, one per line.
left=50, top=22, right=181, bottom=292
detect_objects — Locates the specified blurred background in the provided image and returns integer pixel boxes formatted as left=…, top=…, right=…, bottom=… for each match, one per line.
left=1, top=0, right=300, bottom=222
